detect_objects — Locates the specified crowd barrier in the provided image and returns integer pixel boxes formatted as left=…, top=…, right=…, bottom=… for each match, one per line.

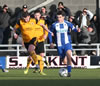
left=0, top=43, right=100, bottom=57
left=0, top=44, right=100, bottom=69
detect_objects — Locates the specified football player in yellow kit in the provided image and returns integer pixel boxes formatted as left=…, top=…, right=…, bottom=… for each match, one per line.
left=23, top=10, right=50, bottom=73
left=32, top=10, right=49, bottom=73
left=14, top=12, right=48, bottom=75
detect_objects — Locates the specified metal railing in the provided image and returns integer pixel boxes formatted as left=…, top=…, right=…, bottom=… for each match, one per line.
left=0, top=44, right=25, bottom=57
left=44, top=43, right=100, bottom=56
left=0, top=43, right=100, bottom=57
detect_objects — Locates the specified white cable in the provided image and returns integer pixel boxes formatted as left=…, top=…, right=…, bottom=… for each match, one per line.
left=28, top=0, right=54, bottom=13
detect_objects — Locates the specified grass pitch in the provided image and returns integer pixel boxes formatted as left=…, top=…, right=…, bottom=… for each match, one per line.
left=0, top=68, right=100, bottom=86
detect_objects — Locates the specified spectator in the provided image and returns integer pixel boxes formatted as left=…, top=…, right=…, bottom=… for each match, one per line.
left=0, top=4, right=11, bottom=45
left=51, top=2, right=71, bottom=22
left=78, top=8, right=93, bottom=28
left=41, top=6, right=52, bottom=26
left=41, top=6, right=48, bottom=19
left=88, top=23, right=98, bottom=55
left=79, top=26, right=96, bottom=55
left=80, top=26, right=95, bottom=43
left=0, top=6, right=2, bottom=12
left=68, top=16, right=79, bottom=55
left=89, top=23, right=98, bottom=43
left=57, top=2, right=71, bottom=18
left=68, top=16, right=78, bottom=44
left=77, top=8, right=94, bottom=43
left=12, top=29, right=23, bottom=45
left=12, top=5, right=28, bottom=45
left=17, top=4, right=28, bottom=21
left=90, top=14, right=99, bottom=42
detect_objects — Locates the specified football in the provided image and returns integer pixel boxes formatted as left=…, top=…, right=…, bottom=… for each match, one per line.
left=59, top=68, right=68, bottom=77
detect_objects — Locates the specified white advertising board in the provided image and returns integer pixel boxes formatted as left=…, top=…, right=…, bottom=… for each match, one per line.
left=6, top=56, right=96, bottom=68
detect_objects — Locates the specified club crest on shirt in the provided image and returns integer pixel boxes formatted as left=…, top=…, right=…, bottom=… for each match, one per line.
left=31, top=22, right=34, bottom=25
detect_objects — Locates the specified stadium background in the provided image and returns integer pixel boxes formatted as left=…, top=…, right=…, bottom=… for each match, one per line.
left=0, top=0, right=100, bottom=86
left=0, top=0, right=97, bottom=14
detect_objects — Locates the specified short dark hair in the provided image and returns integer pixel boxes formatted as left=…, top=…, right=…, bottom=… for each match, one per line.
left=57, top=11, right=65, bottom=16
left=83, top=8, right=87, bottom=11
left=42, top=6, right=46, bottom=9
left=22, top=12, right=29, bottom=18
left=3, top=4, right=8, bottom=9
left=34, top=10, right=41, bottom=14
left=58, top=2, right=64, bottom=6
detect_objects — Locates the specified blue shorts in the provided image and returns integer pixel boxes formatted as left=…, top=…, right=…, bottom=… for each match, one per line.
left=57, top=43, right=72, bottom=59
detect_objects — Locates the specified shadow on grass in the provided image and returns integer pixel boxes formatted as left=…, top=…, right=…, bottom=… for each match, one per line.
left=0, top=79, right=100, bottom=86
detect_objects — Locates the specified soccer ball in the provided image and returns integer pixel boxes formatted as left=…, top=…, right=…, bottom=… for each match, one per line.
left=59, top=68, right=68, bottom=77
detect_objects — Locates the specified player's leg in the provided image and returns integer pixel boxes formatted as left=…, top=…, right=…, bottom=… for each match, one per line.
left=57, top=46, right=65, bottom=63
left=65, top=43, right=72, bottom=77
left=33, top=42, right=40, bottom=72
left=33, top=60, right=40, bottom=73
left=24, top=55, right=39, bottom=74
left=38, top=42, right=49, bottom=66
left=39, top=60, right=46, bottom=75
left=0, top=60, right=9, bottom=73
left=26, top=56, right=33, bottom=69
left=24, top=38, right=39, bottom=74
left=32, top=54, right=46, bottom=75
left=62, top=56, right=67, bottom=65
left=24, top=56, right=32, bottom=74
left=58, top=47, right=72, bottom=77
left=24, top=44, right=38, bottom=74
left=26, top=54, right=46, bottom=75
left=36, top=55, right=46, bottom=75
left=66, top=50, right=72, bottom=77
left=40, top=53, right=49, bottom=67
left=34, top=42, right=49, bottom=72
left=25, top=54, right=46, bottom=75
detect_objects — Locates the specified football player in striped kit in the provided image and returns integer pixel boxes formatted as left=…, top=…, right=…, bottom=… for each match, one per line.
left=48, top=11, right=79, bottom=77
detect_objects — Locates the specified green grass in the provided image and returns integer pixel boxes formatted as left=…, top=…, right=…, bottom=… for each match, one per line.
left=0, top=68, right=100, bottom=86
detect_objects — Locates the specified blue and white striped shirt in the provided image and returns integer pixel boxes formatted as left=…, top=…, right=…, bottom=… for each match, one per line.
left=49, top=20, right=77, bottom=47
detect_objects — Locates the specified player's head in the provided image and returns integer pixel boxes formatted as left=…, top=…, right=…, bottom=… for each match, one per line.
left=57, top=11, right=65, bottom=22
left=22, top=12, right=30, bottom=22
left=34, top=10, right=41, bottom=20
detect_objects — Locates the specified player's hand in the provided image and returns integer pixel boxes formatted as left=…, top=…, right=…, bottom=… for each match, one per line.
left=14, top=33, right=18, bottom=39
left=51, top=32, right=54, bottom=36
left=44, top=34, right=47, bottom=39
left=77, top=28, right=81, bottom=32
left=50, top=43, right=54, bottom=49
left=40, top=24, right=44, bottom=27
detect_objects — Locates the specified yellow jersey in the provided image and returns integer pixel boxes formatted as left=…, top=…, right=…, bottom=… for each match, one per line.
left=32, top=18, right=48, bottom=42
left=15, top=18, right=46, bottom=43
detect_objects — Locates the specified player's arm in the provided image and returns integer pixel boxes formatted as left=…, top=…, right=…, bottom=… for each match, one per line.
left=68, top=22, right=79, bottom=32
left=44, top=24, right=49, bottom=38
left=48, top=24, right=55, bottom=48
left=11, top=20, right=20, bottom=39
left=40, top=24, right=53, bottom=35
left=40, top=23, right=49, bottom=39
